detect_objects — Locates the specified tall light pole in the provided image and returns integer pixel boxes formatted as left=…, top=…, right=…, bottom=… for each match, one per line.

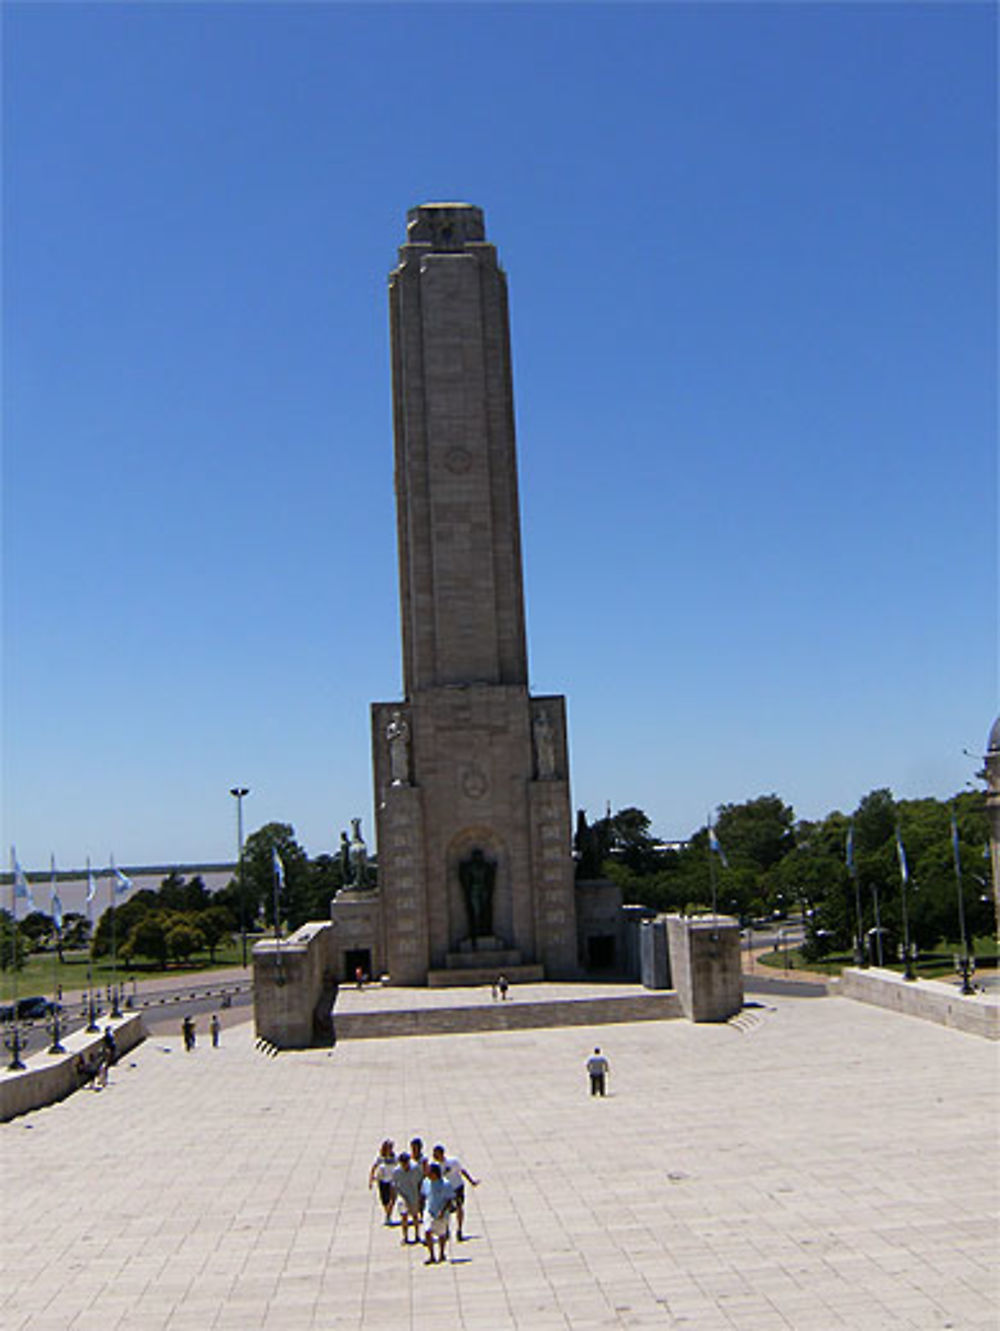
left=230, top=787, right=250, bottom=967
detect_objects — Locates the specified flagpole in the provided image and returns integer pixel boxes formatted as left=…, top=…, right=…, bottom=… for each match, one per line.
left=85, top=858, right=99, bottom=1032
left=109, top=855, right=121, bottom=1018
left=48, top=856, right=65, bottom=1054
left=847, top=821, right=866, bottom=967
left=895, top=827, right=916, bottom=981
left=273, top=856, right=282, bottom=945
left=707, top=815, right=727, bottom=924
left=952, top=809, right=975, bottom=995
left=872, top=882, right=884, bottom=966
left=7, top=849, right=25, bottom=1070
left=272, top=847, right=286, bottom=986
left=9, top=849, right=19, bottom=1017
left=50, top=856, right=58, bottom=1007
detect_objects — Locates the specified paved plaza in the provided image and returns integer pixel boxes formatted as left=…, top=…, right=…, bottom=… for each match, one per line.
left=1, top=990, right=996, bottom=1330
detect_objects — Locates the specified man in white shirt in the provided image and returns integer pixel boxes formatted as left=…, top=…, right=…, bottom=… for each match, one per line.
left=432, top=1143, right=479, bottom=1242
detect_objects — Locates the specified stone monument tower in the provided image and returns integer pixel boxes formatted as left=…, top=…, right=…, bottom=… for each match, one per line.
left=371, top=203, right=578, bottom=985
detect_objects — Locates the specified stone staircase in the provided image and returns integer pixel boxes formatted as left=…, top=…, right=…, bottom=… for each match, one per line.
left=427, top=936, right=541, bottom=988
left=332, top=989, right=682, bottom=1041
left=427, top=964, right=544, bottom=988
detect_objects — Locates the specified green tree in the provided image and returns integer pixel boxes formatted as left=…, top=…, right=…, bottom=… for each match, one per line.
left=92, top=890, right=158, bottom=958
left=581, top=806, right=663, bottom=877
left=302, top=854, right=346, bottom=920
left=854, top=788, right=897, bottom=855
left=18, top=910, right=53, bottom=951
left=121, top=915, right=169, bottom=968
left=0, top=910, right=27, bottom=972
left=196, top=905, right=234, bottom=962
left=159, top=872, right=211, bottom=914
left=241, top=823, right=310, bottom=932
left=60, top=912, right=92, bottom=952
left=166, top=921, right=205, bottom=965
left=714, top=795, right=795, bottom=872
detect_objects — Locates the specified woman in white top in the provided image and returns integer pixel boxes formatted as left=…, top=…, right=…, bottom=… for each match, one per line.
left=368, top=1139, right=398, bottom=1224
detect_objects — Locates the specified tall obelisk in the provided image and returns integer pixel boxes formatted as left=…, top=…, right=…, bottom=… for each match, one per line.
left=372, top=203, right=578, bottom=984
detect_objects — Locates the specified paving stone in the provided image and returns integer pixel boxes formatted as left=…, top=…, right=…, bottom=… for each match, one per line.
left=1, top=992, right=996, bottom=1329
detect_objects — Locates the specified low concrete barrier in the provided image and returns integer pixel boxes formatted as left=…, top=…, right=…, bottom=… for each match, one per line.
left=839, top=968, right=999, bottom=1040
left=0, top=1013, right=146, bottom=1122
left=333, top=991, right=682, bottom=1040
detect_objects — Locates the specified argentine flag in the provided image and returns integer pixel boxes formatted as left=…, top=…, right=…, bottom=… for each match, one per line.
left=895, top=829, right=909, bottom=885
left=112, top=862, right=134, bottom=897
left=846, top=822, right=855, bottom=874
left=86, top=859, right=98, bottom=906
left=11, top=848, right=35, bottom=913
left=273, top=847, right=286, bottom=893
left=708, top=826, right=728, bottom=869
left=50, top=855, right=63, bottom=931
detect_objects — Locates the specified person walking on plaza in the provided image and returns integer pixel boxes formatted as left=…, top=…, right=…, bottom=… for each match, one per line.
left=408, top=1137, right=429, bottom=1217
left=210, top=1013, right=221, bottom=1047
left=586, top=1046, right=609, bottom=1096
left=182, top=1015, right=196, bottom=1051
left=368, top=1139, right=398, bottom=1224
left=432, top=1143, right=479, bottom=1242
left=420, top=1162, right=455, bottom=1265
left=392, top=1151, right=423, bottom=1245
left=102, top=1026, right=118, bottom=1068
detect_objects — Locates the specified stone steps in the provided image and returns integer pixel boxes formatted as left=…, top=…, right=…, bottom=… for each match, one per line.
left=443, top=949, right=525, bottom=971
left=427, top=964, right=543, bottom=988
left=332, top=990, right=682, bottom=1041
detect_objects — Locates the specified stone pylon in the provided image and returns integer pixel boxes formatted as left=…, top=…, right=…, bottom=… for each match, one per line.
left=371, top=204, right=578, bottom=985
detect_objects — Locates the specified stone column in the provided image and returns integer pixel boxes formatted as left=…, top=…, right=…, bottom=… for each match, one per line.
left=372, top=204, right=578, bottom=983
left=666, top=915, right=743, bottom=1022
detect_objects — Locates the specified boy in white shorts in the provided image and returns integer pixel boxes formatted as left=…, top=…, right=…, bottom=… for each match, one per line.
left=432, top=1143, right=480, bottom=1242
left=420, top=1162, right=455, bottom=1265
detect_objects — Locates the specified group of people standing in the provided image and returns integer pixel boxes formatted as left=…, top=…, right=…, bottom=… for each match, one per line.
left=368, top=1137, right=479, bottom=1265
left=181, top=1013, right=221, bottom=1050
left=74, top=1025, right=118, bottom=1091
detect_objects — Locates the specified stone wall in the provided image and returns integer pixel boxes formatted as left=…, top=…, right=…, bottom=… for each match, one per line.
left=333, top=990, right=681, bottom=1040
left=838, top=967, right=999, bottom=1040
left=575, top=878, right=625, bottom=976
left=666, top=915, right=743, bottom=1022
left=253, top=923, right=337, bottom=1048
left=0, top=1013, right=145, bottom=1122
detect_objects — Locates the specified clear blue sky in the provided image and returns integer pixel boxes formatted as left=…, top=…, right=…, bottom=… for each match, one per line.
left=3, top=1, right=996, bottom=871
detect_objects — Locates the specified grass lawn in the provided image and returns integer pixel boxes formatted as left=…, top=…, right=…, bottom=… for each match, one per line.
left=1, top=940, right=254, bottom=1003
left=757, top=935, right=998, bottom=980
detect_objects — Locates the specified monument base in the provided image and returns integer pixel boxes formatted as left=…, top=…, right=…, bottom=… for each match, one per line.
left=666, top=914, right=743, bottom=1022
left=427, top=963, right=545, bottom=988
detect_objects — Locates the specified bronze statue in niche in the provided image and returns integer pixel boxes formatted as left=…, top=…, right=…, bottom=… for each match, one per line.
left=458, top=849, right=496, bottom=940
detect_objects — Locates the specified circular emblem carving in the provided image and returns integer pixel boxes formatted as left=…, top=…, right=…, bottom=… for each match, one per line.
left=444, top=447, right=472, bottom=474
left=461, top=764, right=489, bottom=800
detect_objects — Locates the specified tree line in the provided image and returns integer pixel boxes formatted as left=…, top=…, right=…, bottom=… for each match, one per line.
left=578, top=789, right=993, bottom=958
left=3, top=793, right=992, bottom=972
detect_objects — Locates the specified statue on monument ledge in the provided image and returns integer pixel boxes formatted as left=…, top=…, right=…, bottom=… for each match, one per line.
left=386, top=710, right=411, bottom=785
left=339, top=818, right=372, bottom=890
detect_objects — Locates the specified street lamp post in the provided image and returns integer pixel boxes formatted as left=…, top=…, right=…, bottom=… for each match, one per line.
left=230, top=787, right=250, bottom=968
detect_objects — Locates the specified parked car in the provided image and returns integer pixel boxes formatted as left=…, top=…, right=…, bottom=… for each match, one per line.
left=15, top=996, right=53, bottom=1021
